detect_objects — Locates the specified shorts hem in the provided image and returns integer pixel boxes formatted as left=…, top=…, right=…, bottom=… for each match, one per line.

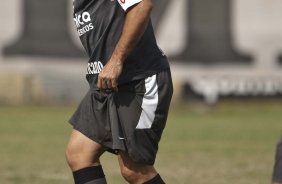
left=68, top=120, right=156, bottom=165
left=272, top=178, right=282, bottom=183
left=68, top=120, right=122, bottom=155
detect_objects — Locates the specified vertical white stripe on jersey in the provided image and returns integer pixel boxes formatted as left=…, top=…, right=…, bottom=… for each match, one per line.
left=136, top=74, right=158, bottom=129
left=117, top=0, right=142, bottom=11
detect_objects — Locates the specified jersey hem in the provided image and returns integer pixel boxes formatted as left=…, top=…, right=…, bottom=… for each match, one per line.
left=118, top=66, right=170, bottom=85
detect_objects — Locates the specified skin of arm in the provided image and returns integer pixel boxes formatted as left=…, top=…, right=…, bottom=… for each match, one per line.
left=97, top=0, right=153, bottom=91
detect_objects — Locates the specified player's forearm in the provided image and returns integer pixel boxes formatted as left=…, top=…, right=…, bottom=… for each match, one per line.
left=111, top=0, right=153, bottom=64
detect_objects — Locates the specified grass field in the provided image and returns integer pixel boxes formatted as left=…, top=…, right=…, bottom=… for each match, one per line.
left=0, top=102, right=281, bottom=184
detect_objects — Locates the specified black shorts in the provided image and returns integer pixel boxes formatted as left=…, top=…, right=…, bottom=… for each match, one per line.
left=69, top=69, right=173, bottom=165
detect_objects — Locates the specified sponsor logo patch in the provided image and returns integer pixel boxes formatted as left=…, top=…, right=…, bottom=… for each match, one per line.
left=73, top=11, right=94, bottom=36
left=87, top=61, right=104, bottom=74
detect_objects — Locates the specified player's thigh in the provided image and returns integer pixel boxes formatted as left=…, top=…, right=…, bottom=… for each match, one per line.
left=66, top=129, right=105, bottom=165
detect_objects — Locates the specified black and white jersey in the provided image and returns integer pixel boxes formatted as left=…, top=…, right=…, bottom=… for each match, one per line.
left=73, top=0, right=170, bottom=86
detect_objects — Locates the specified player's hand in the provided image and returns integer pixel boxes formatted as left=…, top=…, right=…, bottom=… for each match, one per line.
left=97, top=58, right=123, bottom=91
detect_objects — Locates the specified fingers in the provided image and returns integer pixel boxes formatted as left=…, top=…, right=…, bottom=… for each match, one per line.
left=105, top=79, right=112, bottom=89
left=111, top=79, right=118, bottom=92
left=102, top=79, right=108, bottom=89
left=98, top=74, right=118, bottom=91
left=97, top=61, right=123, bottom=91
left=97, top=76, right=103, bottom=89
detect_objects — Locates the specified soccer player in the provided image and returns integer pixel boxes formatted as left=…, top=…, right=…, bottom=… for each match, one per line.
left=65, top=0, right=173, bottom=184
left=272, top=136, right=282, bottom=184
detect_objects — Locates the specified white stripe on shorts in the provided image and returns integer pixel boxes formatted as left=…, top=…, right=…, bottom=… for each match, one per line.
left=136, top=74, right=158, bottom=129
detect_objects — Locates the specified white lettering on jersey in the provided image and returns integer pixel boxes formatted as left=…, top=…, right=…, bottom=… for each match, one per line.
left=74, top=11, right=94, bottom=36
left=87, top=61, right=104, bottom=74
left=117, top=0, right=142, bottom=11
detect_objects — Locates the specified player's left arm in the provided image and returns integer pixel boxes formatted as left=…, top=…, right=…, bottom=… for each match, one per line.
left=97, top=0, right=153, bottom=90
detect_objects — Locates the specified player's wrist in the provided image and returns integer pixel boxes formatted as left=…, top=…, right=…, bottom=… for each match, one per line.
left=111, top=52, right=126, bottom=65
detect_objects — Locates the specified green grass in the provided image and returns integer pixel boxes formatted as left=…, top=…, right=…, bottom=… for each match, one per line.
left=0, top=102, right=281, bottom=184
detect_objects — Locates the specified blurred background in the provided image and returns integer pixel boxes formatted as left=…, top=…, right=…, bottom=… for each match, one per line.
left=0, top=0, right=282, bottom=183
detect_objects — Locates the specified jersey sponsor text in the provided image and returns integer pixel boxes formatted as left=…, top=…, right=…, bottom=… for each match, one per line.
left=87, top=61, right=104, bottom=74
left=74, top=11, right=94, bottom=36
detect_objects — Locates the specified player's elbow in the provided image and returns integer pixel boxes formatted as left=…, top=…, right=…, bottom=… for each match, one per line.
left=142, top=0, right=153, bottom=13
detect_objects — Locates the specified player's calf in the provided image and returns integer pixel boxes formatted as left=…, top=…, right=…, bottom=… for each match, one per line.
left=118, top=151, right=165, bottom=184
left=120, top=167, right=165, bottom=184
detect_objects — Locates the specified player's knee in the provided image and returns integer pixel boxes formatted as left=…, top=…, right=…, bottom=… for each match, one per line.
left=65, top=142, right=99, bottom=170
left=120, top=166, right=139, bottom=183
left=65, top=143, right=80, bottom=169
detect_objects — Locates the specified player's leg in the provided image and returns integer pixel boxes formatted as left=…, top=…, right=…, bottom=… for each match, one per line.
left=118, top=151, right=165, bottom=184
left=65, top=129, right=107, bottom=184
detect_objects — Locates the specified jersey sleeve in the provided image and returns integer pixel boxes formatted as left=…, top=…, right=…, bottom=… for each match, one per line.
left=117, top=0, right=142, bottom=11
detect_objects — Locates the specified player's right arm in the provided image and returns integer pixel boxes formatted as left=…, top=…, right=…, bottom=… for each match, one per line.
left=97, top=0, right=153, bottom=90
